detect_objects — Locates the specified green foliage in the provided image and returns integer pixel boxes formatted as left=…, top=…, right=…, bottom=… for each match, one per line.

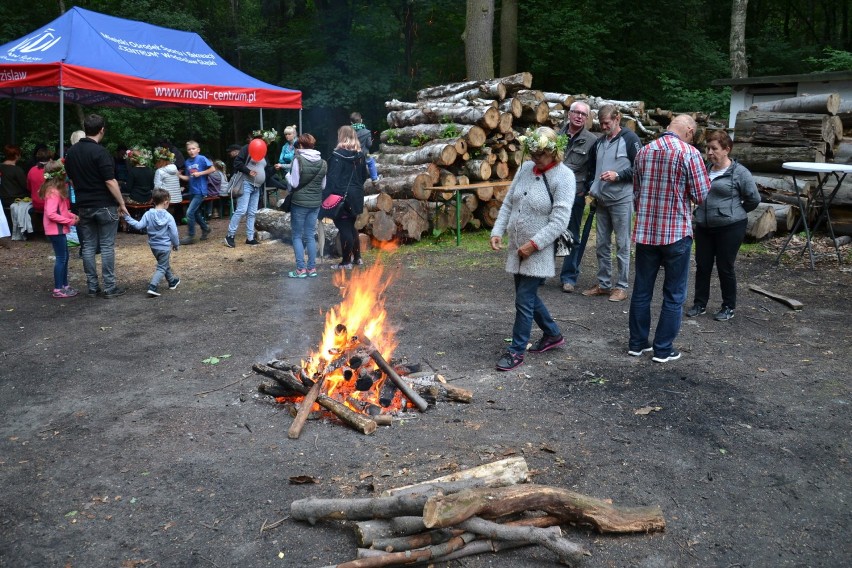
left=385, top=129, right=400, bottom=145
left=659, top=74, right=731, bottom=118
left=440, top=123, right=461, bottom=139
left=806, top=48, right=852, bottom=72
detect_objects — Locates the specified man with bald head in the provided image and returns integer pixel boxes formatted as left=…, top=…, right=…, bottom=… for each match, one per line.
left=628, top=115, right=710, bottom=363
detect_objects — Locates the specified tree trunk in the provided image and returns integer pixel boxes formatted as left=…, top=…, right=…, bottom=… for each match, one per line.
left=375, top=162, right=440, bottom=185
left=386, top=108, right=431, bottom=128
left=477, top=198, right=502, bottom=227
left=499, top=98, right=523, bottom=118
left=370, top=173, right=433, bottom=200
left=377, top=144, right=458, bottom=167
left=424, top=105, right=500, bottom=129
left=731, top=144, right=825, bottom=173
left=750, top=93, right=841, bottom=115
left=464, top=159, right=492, bottom=181
left=730, top=0, right=749, bottom=78
left=383, top=456, right=528, bottom=498
left=734, top=111, right=838, bottom=147
left=464, top=0, right=495, bottom=80
left=499, top=0, right=518, bottom=76
left=381, top=124, right=486, bottom=149
left=363, top=193, right=394, bottom=213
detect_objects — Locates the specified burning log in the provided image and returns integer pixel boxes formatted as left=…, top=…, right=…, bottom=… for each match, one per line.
left=422, top=484, right=666, bottom=533
left=288, top=371, right=325, bottom=439
left=253, top=363, right=377, bottom=435
left=360, top=335, right=429, bottom=412
left=378, top=378, right=399, bottom=408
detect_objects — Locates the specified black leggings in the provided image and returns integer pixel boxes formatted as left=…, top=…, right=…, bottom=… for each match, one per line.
left=334, top=216, right=360, bottom=264
left=693, top=219, right=747, bottom=309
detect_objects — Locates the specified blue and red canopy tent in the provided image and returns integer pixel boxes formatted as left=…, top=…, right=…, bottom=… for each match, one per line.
left=0, top=7, right=302, bottom=152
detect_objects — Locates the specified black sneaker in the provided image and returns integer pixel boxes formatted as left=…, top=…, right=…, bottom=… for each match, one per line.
left=652, top=351, right=682, bottom=363
left=102, top=287, right=127, bottom=299
left=714, top=306, right=735, bottom=321
left=627, top=346, right=653, bottom=357
left=224, top=235, right=235, bottom=248
left=147, top=286, right=161, bottom=297
left=168, top=278, right=181, bottom=290
left=200, top=228, right=211, bottom=241
left=245, top=238, right=259, bottom=246
left=685, top=304, right=706, bottom=317
left=87, top=288, right=102, bottom=298
left=495, top=351, right=524, bottom=371
left=529, top=334, right=565, bottom=353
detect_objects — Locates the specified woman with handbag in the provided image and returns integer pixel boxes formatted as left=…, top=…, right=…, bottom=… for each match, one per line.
left=489, top=127, right=575, bottom=371
left=322, top=125, right=368, bottom=270
left=284, top=134, right=326, bottom=278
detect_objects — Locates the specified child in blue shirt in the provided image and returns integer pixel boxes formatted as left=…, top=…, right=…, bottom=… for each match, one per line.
left=180, top=140, right=215, bottom=244
left=123, top=188, right=180, bottom=297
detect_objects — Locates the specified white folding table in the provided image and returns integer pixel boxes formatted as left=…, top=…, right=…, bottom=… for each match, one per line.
left=774, top=162, right=852, bottom=269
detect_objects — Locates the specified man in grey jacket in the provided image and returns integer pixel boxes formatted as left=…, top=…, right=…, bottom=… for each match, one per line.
left=581, top=105, right=642, bottom=302
left=558, top=101, right=598, bottom=293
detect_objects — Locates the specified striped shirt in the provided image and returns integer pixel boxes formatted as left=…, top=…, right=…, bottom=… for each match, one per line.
left=632, top=132, right=710, bottom=245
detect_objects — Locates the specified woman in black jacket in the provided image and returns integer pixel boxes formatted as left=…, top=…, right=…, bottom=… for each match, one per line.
left=323, top=125, right=368, bottom=269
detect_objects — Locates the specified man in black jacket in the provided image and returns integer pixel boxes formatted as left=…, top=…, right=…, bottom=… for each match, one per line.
left=65, top=114, right=129, bottom=298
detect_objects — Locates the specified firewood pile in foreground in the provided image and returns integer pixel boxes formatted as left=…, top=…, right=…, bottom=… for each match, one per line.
left=290, top=456, right=666, bottom=567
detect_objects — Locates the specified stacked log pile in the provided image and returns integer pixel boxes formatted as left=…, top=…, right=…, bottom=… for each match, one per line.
left=289, top=457, right=666, bottom=567
left=731, top=93, right=849, bottom=239
left=363, top=72, right=723, bottom=243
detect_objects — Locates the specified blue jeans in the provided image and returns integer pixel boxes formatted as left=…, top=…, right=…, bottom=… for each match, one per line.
left=185, top=194, right=209, bottom=237
left=594, top=200, right=633, bottom=290
left=559, top=193, right=588, bottom=285
left=227, top=182, right=260, bottom=240
left=48, top=234, right=69, bottom=289
left=290, top=203, right=320, bottom=270
left=510, top=274, right=561, bottom=355
left=77, top=206, right=119, bottom=292
left=629, top=237, right=692, bottom=357
left=151, top=248, right=176, bottom=288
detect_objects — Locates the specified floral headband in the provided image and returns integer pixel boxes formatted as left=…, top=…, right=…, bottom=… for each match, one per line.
left=43, top=165, right=66, bottom=181
left=153, top=146, right=175, bottom=163
left=518, top=129, right=568, bottom=156
left=252, top=128, right=279, bottom=144
left=126, top=147, right=153, bottom=168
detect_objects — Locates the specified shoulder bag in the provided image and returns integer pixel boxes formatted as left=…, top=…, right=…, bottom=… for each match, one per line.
left=541, top=172, right=575, bottom=257
left=319, top=161, right=356, bottom=220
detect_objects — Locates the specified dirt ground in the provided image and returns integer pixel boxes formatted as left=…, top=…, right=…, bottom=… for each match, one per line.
left=1, top=218, right=850, bottom=568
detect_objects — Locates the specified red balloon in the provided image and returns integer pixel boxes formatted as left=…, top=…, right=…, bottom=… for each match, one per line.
left=248, top=138, right=267, bottom=162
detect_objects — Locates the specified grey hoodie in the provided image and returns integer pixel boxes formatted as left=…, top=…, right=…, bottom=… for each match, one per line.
left=123, top=208, right=180, bottom=251
left=693, top=160, right=760, bottom=228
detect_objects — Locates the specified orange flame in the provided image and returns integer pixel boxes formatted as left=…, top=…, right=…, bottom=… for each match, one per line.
left=300, top=258, right=400, bottom=411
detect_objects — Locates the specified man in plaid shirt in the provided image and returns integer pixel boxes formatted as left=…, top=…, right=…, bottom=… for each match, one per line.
left=628, top=115, right=710, bottom=363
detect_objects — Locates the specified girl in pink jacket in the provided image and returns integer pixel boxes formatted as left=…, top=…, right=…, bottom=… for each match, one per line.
left=39, top=160, right=79, bottom=298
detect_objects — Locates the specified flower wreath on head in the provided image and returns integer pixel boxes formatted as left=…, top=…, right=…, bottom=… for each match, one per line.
left=43, top=164, right=66, bottom=181
left=252, top=128, right=279, bottom=144
left=518, top=128, right=568, bottom=157
left=153, top=146, right=175, bottom=163
left=126, top=147, right=153, bottom=168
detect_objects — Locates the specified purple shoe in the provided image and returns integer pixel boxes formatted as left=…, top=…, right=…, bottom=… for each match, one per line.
left=528, top=334, right=565, bottom=353
left=495, top=351, right=524, bottom=371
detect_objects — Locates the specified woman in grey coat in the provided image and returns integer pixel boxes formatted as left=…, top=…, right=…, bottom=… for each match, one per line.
left=686, top=130, right=760, bottom=321
left=490, top=127, right=575, bottom=371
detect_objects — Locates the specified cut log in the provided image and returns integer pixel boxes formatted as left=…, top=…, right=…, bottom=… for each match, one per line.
left=543, top=92, right=574, bottom=106
left=422, top=484, right=667, bottom=533
left=461, top=193, right=479, bottom=212
left=383, top=456, right=528, bottom=498
left=745, top=205, right=777, bottom=241
left=368, top=210, right=398, bottom=242
left=417, top=79, right=484, bottom=100
left=374, top=162, right=440, bottom=185
left=752, top=174, right=812, bottom=196
left=497, top=111, right=514, bottom=133
left=731, top=144, right=825, bottom=174
left=424, top=105, right=500, bottom=129
left=438, top=168, right=457, bottom=187
left=750, top=93, right=840, bottom=115
left=499, top=98, right=523, bottom=118
left=288, top=373, right=325, bottom=439
left=363, top=193, right=394, bottom=213
left=520, top=100, right=550, bottom=124
left=252, top=364, right=377, bottom=435
left=426, top=201, right=474, bottom=232
left=361, top=335, right=429, bottom=412
left=478, top=198, right=502, bottom=228
left=386, top=108, right=431, bottom=128
left=755, top=202, right=794, bottom=233
left=377, top=144, right=457, bottom=167
left=381, top=124, right=486, bottom=149
left=291, top=494, right=429, bottom=525
left=493, top=161, right=510, bottom=179
left=513, top=89, right=545, bottom=105
left=464, top=159, right=492, bottom=182
left=582, top=96, right=646, bottom=115
left=495, top=71, right=533, bottom=92
left=734, top=111, right=839, bottom=147
left=369, top=173, right=433, bottom=200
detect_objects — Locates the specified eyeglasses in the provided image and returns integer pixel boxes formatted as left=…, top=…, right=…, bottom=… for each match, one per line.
left=569, top=110, right=589, bottom=117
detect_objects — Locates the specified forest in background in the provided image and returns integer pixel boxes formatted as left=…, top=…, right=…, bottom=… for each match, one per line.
left=0, top=0, right=850, bottom=160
